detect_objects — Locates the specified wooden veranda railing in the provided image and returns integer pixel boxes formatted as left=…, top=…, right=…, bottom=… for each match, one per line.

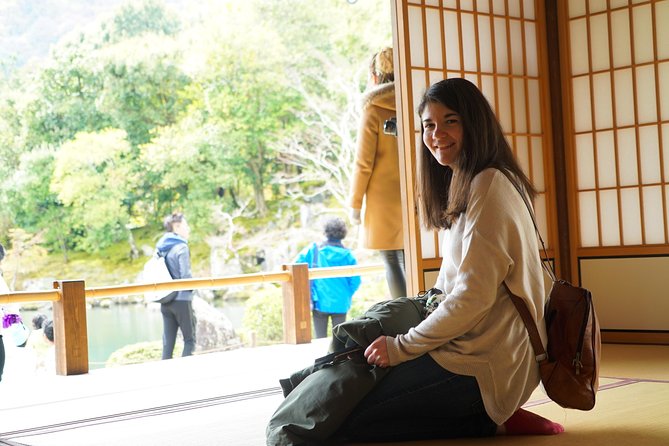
left=0, top=263, right=384, bottom=376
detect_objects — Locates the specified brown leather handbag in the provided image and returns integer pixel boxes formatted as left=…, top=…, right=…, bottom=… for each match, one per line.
left=506, top=179, right=601, bottom=411
left=506, top=280, right=601, bottom=410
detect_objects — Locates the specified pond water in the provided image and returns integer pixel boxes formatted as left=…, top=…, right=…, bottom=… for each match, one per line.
left=20, top=300, right=245, bottom=370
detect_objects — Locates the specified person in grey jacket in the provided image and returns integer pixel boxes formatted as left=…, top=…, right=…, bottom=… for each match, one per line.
left=156, top=212, right=196, bottom=359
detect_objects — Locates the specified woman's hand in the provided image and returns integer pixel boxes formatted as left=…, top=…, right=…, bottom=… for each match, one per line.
left=364, top=335, right=389, bottom=368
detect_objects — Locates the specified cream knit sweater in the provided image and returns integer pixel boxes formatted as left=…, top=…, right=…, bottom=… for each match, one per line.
left=386, top=168, right=547, bottom=425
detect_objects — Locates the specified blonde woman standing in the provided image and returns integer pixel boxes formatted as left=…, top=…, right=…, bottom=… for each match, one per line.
left=349, top=47, right=406, bottom=298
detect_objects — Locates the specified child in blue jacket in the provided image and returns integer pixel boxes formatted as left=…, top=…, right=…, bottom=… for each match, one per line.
left=296, top=217, right=361, bottom=338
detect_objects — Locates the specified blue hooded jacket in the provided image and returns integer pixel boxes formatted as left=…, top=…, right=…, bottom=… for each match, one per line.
left=295, top=241, right=361, bottom=314
left=156, top=233, right=193, bottom=302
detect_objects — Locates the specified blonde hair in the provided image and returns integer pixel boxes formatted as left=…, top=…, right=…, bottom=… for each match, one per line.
left=370, top=47, right=394, bottom=84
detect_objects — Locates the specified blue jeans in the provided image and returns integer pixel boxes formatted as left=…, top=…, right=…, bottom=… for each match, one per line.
left=378, top=249, right=406, bottom=298
left=336, top=354, right=497, bottom=442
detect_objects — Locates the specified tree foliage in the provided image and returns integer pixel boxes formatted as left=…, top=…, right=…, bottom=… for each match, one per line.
left=0, top=0, right=392, bottom=277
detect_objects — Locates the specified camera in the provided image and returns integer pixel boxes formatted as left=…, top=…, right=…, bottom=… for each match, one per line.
left=383, top=117, right=397, bottom=137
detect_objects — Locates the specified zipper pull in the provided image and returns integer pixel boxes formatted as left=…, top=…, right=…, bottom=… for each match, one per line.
left=573, top=352, right=583, bottom=375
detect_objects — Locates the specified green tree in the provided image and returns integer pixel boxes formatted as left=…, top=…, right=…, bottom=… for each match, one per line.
left=50, top=129, right=136, bottom=251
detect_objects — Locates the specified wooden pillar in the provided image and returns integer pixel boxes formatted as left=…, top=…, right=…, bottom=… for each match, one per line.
left=544, top=0, right=573, bottom=283
left=53, top=280, right=89, bottom=375
left=281, top=263, right=312, bottom=344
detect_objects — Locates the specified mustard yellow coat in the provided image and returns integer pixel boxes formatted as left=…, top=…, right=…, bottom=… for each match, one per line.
left=349, top=82, right=403, bottom=250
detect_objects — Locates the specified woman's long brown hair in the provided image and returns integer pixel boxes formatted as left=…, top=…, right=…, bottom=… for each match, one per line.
left=416, top=78, right=536, bottom=230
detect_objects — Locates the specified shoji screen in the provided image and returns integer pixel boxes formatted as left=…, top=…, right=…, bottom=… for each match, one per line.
left=566, top=0, right=669, bottom=252
left=393, top=0, right=555, bottom=291
left=562, top=0, right=669, bottom=337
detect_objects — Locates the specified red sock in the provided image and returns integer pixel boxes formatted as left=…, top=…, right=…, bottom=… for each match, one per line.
left=503, top=408, right=565, bottom=435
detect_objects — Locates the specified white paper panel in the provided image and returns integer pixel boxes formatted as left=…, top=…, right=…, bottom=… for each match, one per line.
left=590, top=14, right=610, bottom=72
left=496, top=77, right=512, bottom=132
left=508, top=0, right=520, bottom=17
left=611, top=9, right=632, bottom=67
left=593, top=72, right=613, bottom=130
left=523, top=0, right=535, bottom=20
left=429, top=70, right=443, bottom=88
left=620, top=187, right=643, bottom=245
left=425, top=0, right=441, bottom=6
left=635, top=65, right=658, bottom=124
left=568, top=0, right=586, bottom=18
left=412, top=71, right=427, bottom=132
left=477, top=15, right=493, bottom=73
left=447, top=71, right=464, bottom=80
left=444, top=12, right=461, bottom=71
left=528, top=79, right=541, bottom=133
left=632, top=5, right=654, bottom=64
left=515, top=136, right=530, bottom=175
left=596, top=131, right=617, bottom=188
left=493, top=1, right=506, bottom=16
left=614, top=69, right=635, bottom=126
left=610, top=0, right=629, bottom=7
left=443, top=0, right=457, bottom=8
left=509, top=19, right=524, bottom=75
left=494, top=17, right=509, bottom=74
left=639, top=125, right=661, bottom=184
left=421, top=227, right=436, bottom=259
left=572, top=76, right=592, bottom=132
left=666, top=186, right=669, bottom=241
left=463, top=73, right=478, bottom=86
left=599, top=189, right=621, bottom=246
left=642, top=186, right=665, bottom=244
left=617, top=128, right=639, bottom=186
left=657, top=1, right=669, bottom=59
left=663, top=124, right=669, bottom=180
left=425, top=9, right=443, bottom=70
left=437, top=229, right=446, bottom=258
left=460, top=0, right=474, bottom=11
left=408, top=6, right=425, bottom=67
left=480, top=75, right=496, bottom=111
left=415, top=131, right=423, bottom=158
left=576, top=134, right=596, bottom=190
left=570, top=19, right=589, bottom=76
left=513, top=78, right=527, bottom=133
left=659, top=62, right=669, bottom=121
left=524, top=22, right=538, bottom=77
left=531, top=137, right=545, bottom=191
left=462, top=13, right=478, bottom=72
left=591, top=0, right=609, bottom=13
left=579, top=191, right=599, bottom=247
left=476, top=0, right=489, bottom=13
left=534, top=193, right=548, bottom=245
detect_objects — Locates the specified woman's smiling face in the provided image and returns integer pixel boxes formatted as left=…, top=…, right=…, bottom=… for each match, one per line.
left=421, top=101, right=463, bottom=168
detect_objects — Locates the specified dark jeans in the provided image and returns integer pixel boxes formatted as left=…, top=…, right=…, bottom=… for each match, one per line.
left=0, top=334, right=4, bottom=382
left=378, top=249, right=406, bottom=298
left=161, top=300, right=196, bottom=359
left=336, top=354, right=497, bottom=442
left=312, top=310, right=346, bottom=339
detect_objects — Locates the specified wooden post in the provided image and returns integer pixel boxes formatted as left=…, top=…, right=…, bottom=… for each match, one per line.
left=53, top=280, right=89, bottom=375
left=281, top=263, right=312, bottom=344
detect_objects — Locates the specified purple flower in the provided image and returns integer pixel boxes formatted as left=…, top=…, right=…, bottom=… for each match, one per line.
left=2, top=313, right=22, bottom=329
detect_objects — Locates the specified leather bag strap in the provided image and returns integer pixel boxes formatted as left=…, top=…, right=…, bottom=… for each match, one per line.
left=503, top=283, right=548, bottom=362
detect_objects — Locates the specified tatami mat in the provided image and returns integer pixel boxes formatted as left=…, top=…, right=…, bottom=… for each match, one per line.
left=0, top=343, right=667, bottom=446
